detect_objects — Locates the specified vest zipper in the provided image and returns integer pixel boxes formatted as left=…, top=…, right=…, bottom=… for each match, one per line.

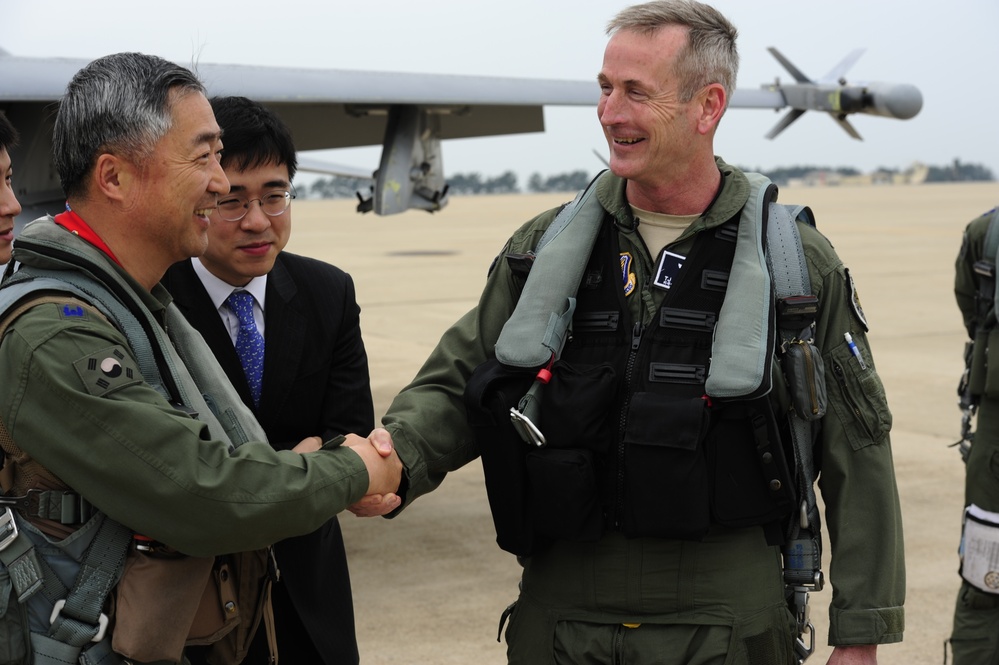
left=614, top=322, right=644, bottom=528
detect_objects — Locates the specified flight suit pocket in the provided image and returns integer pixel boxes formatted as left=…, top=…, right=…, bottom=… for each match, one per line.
left=828, top=343, right=892, bottom=451
left=984, top=328, right=999, bottom=399
left=621, top=393, right=710, bottom=539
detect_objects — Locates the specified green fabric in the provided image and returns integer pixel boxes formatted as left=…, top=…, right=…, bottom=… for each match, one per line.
left=951, top=208, right=999, bottom=662
left=0, top=219, right=370, bottom=558
left=383, top=158, right=904, bottom=647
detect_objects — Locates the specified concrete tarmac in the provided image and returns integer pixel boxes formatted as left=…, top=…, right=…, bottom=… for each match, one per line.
left=284, top=181, right=999, bottom=664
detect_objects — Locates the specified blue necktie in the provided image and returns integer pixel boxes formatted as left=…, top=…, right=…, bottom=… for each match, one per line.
left=226, top=290, right=264, bottom=407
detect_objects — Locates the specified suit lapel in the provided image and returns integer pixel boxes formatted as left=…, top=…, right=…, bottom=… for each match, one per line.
left=261, top=257, right=307, bottom=416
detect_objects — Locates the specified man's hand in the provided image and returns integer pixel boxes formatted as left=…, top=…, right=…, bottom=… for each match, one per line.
left=342, top=429, right=402, bottom=508
left=343, top=428, right=402, bottom=517
left=827, top=645, right=877, bottom=665
left=291, top=436, right=322, bottom=453
left=348, top=493, right=402, bottom=517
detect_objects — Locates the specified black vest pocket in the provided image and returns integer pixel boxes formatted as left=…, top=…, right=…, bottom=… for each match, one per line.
left=526, top=448, right=604, bottom=542
left=540, top=361, right=617, bottom=451
left=621, top=393, right=710, bottom=540
left=707, top=404, right=795, bottom=529
left=465, top=358, right=542, bottom=556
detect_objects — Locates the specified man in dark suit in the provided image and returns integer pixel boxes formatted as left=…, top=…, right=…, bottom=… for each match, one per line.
left=162, top=96, right=373, bottom=664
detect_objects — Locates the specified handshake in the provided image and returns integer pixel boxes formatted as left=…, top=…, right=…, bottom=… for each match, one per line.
left=292, top=428, right=404, bottom=517
left=342, top=429, right=404, bottom=517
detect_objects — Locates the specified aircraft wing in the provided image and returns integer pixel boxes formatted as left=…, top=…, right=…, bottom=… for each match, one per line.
left=0, top=50, right=599, bottom=218
left=0, top=47, right=921, bottom=218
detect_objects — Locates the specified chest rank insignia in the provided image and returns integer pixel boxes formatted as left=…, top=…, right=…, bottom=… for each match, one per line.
left=620, top=252, right=636, bottom=297
left=73, top=345, right=143, bottom=397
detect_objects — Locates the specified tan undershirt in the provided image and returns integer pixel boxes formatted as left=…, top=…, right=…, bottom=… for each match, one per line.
left=630, top=204, right=699, bottom=259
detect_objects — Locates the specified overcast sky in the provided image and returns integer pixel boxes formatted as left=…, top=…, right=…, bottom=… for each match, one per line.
left=3, top=0, right=997, bottom=182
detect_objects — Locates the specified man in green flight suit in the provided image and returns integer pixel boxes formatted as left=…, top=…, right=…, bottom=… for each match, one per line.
left=950, top=206, right=999, bottom=663
left=347, top=1, right=905, bottom=664
left=0, top=52, right=401, bottom=662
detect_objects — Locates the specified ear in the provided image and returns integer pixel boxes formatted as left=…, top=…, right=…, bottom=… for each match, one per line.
left=694, top=83, right=727, bottom=136
left=93, top=153, right=131, bottom=203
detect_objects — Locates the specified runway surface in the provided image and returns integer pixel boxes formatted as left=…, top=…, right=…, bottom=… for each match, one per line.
left=284, top=182, right=999, bottom=664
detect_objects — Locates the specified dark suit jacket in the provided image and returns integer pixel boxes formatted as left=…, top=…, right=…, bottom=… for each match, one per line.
left=163, top=253, right=374, bottom=664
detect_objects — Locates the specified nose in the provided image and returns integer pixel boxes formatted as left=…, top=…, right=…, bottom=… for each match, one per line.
left=240, top=199, right=272, bottom=232
left=0, top=183, right=21, bottom=219
left=209, top=155, right=229, bottom=196
left=598, top=90, right=622, bottom=126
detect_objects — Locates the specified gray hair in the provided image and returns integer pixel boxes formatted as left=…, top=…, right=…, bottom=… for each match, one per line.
left=54, top=52, right=205, bottom=197
left=607, top=0, right=739, bottom=105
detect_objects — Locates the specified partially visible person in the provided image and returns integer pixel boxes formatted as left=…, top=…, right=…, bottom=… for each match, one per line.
left=0, top=52, right=399, bottom=663
left=164, top=95, right=373, bottom=665
left=348, top=2, right=904, bottom=664
left=950, top=205, right=999, bottom=663
left=0, top=113, right=21, bottom=269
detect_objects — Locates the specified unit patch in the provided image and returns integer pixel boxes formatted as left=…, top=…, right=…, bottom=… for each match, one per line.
left=58, top=303, right=88, bottom=320
left=653, top=250, right=686, bottom=291
left=844, top=268, right=869, bottom=332
left=620, top=252, right=636, bottom=297
left=73, top=345, right=143, bottom=397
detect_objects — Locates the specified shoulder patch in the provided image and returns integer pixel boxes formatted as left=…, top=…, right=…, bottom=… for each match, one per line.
left=72, top=345, right=143, bottom=397
left=620, top=252, right=636, bottom=297
left=58, top=302, right=89, bottom=320
left=844, top=268, right=869, bottom=332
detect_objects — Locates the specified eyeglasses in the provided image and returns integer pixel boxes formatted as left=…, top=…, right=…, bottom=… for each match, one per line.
left=215, top=190, right=295, bottom=222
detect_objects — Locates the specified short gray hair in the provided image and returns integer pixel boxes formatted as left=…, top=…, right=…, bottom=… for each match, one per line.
left=607, top=0, right=739, bottom=104
left=54, top=52, right=205, bottom=197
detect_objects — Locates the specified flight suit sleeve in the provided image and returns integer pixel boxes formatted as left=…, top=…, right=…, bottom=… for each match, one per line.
left=802, top=226, right=906, bottom=646
left=0, top=301, right=370, bottom=557
left=955, top=213, right=991, bottom=337
left=382, top=213, right=554, bottom=507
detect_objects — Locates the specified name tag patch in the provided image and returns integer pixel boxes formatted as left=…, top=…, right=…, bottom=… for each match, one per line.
left=653, top=250, right=686, bottom=290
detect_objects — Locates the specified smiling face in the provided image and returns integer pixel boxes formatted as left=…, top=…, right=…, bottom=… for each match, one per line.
left=199, top=161, right=292, bottom=286
left=597, top=25, right=702, bottom=189
left=125, top=89, right=228, bottom=268
left=0, top=148, right=21, bottom=264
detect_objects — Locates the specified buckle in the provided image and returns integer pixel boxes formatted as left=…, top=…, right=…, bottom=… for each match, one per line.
left=509, top=408, right=546, bottom=448
left=49, top=599, right=109, bottom=643
left=0, top=507, right=18, bottom=552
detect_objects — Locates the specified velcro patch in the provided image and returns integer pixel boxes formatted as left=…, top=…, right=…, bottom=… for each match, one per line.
left=845, top=268, right=869, bottom=332
left=73, top=345, right=143, bottom=397
left=57, top=302, right=89, bottom=320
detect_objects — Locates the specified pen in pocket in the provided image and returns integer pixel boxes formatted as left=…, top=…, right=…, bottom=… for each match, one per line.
left=844, top=332, right=867, bottom=370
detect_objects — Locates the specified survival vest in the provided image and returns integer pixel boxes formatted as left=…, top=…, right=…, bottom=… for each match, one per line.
left=465, top=170, right=825, bottom=658
left=0, top=218, right=273, bottom=664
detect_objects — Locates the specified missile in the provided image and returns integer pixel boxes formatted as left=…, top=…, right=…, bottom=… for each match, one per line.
left=731, top=47, right=924, bottom=140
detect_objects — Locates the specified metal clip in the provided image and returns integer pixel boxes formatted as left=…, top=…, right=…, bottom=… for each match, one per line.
left=50, top=599, right=109, bottom=643
left=509, top=407, right=546, bottom=448
left=0, top=507, right=17, bottom=552
left=791, top=587, right=815, bottom=663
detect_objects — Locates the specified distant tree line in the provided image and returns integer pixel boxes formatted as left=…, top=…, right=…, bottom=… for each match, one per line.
left=302, top=169, right=593, bottom=200
left=923, top=159, right=995, bottom=183
left=742, top=160, right=994, bottom=186
left=302, top=160, right=994, bottom=199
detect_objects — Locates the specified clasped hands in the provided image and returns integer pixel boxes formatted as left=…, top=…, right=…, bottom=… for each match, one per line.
left=291, top=429, right=403, bottom=516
